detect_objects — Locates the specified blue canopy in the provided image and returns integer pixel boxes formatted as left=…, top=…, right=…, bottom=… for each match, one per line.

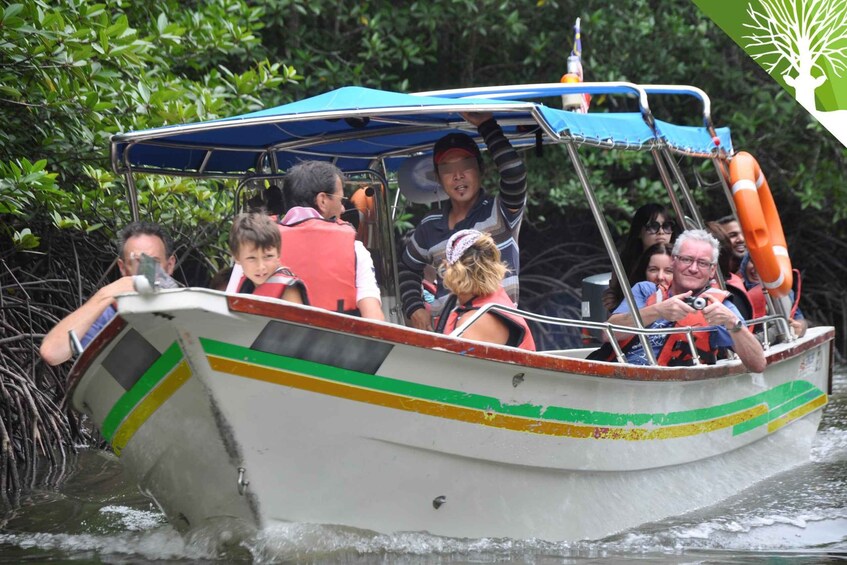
left=111, top=85, right=732, bottom=177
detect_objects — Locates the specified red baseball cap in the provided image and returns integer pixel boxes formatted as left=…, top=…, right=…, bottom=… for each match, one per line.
left=433, top=133, right=482, bottom=166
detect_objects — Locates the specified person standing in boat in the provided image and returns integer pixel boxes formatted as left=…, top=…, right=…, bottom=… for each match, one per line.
left=40, top=222, right=176, bottom=365
left=228, top=212, right=307, bottom=303
left=606, top=229, right=766, bottom=372
left=440, top=229, right=535, bottom=350
left=399, top=112, right=527, bottom=332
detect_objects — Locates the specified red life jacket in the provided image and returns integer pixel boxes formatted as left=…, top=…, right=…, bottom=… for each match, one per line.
left=746, top=283, right=767, bottom=320
left=237, top=267, right=308, bottom=302
left=725, top=272, right=765, bottom=319
left=278, top=217, right=358, bottom=313
left=443, top=287, right=536, bottom=351
left=616, top=285, right=729, bottom=366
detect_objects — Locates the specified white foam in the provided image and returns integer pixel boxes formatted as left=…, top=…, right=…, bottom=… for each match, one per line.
left=99, top=505, right=166, bottom=531
left=0, top=529, right=214, bottom=560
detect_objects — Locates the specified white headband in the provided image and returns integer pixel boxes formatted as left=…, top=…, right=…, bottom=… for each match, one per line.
left=445, top=229, right=484, bottom=265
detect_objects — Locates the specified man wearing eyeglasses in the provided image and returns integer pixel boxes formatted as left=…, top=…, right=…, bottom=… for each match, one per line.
left=40, top=222, right=176, bottom=365
left=398, top=112, right=527, bottom=331
left=279, top=160, right=384, bottom=320
left=607, top=229, right=766, bottom=372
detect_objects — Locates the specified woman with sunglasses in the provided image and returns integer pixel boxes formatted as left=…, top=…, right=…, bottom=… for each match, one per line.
left=440, top=229, right=535, bottom=350
left=602, top=203, right=678, bottom=313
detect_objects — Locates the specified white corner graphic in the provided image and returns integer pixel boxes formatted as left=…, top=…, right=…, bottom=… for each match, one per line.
left=743, top=0, right=847, bottom=145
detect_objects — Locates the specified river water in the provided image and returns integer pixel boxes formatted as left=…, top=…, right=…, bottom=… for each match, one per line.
left=1, top=371, right=845, bottom=564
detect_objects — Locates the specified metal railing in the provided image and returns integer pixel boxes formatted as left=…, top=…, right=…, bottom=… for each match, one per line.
left=448, top=302, right=795, bottom=365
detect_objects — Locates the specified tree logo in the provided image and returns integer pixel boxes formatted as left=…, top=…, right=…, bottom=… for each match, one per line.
left=742, top=0, right=847, bottom=144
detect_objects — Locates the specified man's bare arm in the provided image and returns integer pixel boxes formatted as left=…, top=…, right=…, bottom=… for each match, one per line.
left=39, top=277, right=135, bottom=366
left=606, top=292, right=694, bottom=338
left=357, top=297, right=385, bottom=322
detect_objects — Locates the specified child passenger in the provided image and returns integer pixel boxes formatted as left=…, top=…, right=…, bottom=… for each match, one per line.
left=634, top=243, right=674, bottom=291
left=228, top=212, right=308, bottom=303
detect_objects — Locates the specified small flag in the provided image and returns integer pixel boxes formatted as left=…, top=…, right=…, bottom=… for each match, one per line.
left=560, top=17, right=591, bottom=113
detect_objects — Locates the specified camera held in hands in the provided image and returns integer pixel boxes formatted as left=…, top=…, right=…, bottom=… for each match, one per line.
left=682, top=295, right=707, bottom=310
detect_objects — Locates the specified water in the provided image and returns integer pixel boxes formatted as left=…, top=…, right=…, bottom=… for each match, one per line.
left=1, top=372, right=845, bottom=564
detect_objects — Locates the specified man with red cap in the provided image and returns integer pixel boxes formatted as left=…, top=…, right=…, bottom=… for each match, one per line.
left=398, top=112, right=527, bottom=331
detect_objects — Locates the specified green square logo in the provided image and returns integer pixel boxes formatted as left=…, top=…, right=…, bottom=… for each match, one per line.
left=694, top=0, right=847, bottom=146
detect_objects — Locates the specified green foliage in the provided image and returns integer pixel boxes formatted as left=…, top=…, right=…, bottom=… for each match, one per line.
left=0, top=0, right=296, bottom=259
left=0, top=1, right=841, bottom=305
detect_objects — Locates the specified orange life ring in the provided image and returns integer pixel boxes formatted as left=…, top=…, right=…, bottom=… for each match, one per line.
left=729, top=151, right=792, bottom=298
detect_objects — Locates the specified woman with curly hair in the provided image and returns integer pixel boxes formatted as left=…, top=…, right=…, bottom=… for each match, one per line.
left=440, top=229, right=535, bottom=350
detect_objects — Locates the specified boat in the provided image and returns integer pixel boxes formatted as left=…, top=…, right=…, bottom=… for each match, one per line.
left=68, top=83, right=834, bottom=542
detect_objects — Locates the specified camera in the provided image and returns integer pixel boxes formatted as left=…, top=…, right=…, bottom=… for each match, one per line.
left=683, top=296, right=707, bottom=310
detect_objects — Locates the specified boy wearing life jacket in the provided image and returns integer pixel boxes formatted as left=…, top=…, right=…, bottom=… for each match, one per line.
left=229, top=212, right=308, bottom=303
left=606, top=229, right=766, bottom=372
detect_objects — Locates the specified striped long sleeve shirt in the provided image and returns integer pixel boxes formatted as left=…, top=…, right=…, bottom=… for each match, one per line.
left=398, top=118, right=528, bottom=323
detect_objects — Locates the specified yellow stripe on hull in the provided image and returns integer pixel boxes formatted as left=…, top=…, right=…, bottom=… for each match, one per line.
left=767, top=394, right=828, bottom=434
left=208, top=355, right=768, bottom=441
left=112, top=361, right=193, bottom=456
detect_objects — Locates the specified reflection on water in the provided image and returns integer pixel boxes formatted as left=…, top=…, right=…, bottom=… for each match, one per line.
left=1, top=373, right=845, bottom=564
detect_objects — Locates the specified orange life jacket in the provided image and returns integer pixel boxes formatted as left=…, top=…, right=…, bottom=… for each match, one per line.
left=237, top=267, right=308, bottom=302
left=617, top=286, right=729, bottom=366
left=443, top=287, right=536, bottom=351
left=278, top=217, right=358, bottom=313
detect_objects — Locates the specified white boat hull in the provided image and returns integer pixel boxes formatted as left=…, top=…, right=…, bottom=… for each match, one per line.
left=70, top=289, right=833, bottom=541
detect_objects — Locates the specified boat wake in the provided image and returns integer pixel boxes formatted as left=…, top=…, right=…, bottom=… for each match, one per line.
left=1, top=499, right=845, bottom=563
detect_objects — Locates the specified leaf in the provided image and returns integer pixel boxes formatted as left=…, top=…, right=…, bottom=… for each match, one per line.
left=13, top=228, right=40, bottom=250
left=3, top=3, right=23, bottom=22
left=0, top=85, right=22, bottom=98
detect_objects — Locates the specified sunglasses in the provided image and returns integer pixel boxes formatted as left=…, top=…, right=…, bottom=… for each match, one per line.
left=644, top=220, right=675, bottom=234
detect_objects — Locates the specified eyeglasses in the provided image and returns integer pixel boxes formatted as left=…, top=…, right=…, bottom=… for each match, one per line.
left=644, top=220, right=675, bottom=234
left=323, top=192, right=350, bottom=205
left=437, top=157, right=478, bottom=176
left=674, top=255, right=714, bottom=270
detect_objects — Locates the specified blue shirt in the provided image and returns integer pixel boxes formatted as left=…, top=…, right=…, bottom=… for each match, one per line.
left=612, top=282, right=742, bottom=365
left=81, top=305, right=117, bottom=348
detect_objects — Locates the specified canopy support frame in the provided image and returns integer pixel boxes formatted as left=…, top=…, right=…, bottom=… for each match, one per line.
left=565, top=141, right=657, bottom=365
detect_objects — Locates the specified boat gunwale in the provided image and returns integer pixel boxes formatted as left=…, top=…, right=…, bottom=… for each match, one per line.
left=66, top=291, right=835, bottom=397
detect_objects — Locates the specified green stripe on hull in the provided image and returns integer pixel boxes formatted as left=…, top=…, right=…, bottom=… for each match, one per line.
left=102, top=341, right=183, bottom=441
left=733, top=385, right=826, bottom=436
left=200, top=338, right=825, bottom=436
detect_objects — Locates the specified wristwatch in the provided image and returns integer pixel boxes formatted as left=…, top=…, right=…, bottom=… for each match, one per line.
left=729, top=318, right=744, bottom=333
